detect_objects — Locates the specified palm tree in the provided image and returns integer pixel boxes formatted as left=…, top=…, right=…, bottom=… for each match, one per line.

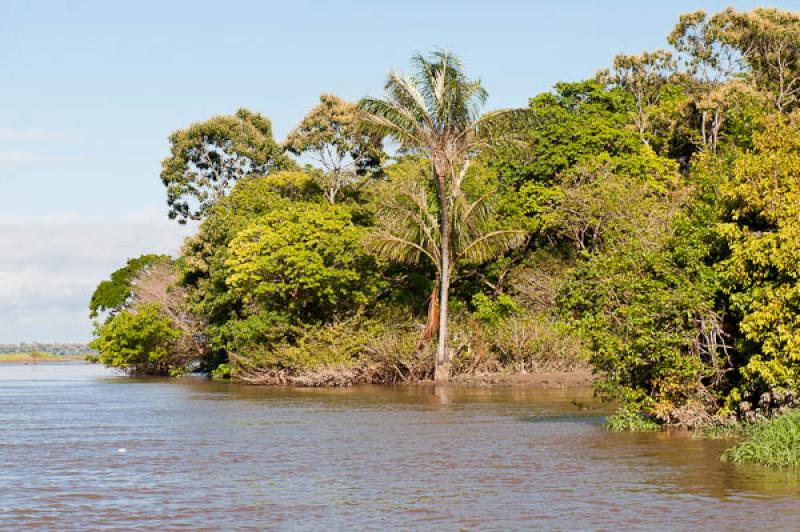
left=360, top=51, right=528, bottom=380
left=368, top=162, right=525, bottom=362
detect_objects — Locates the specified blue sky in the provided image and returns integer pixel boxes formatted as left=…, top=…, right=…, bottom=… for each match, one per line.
left=1, top=0, right=798, bottom=342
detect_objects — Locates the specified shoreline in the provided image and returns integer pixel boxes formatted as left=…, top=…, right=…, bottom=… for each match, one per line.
left=0, top=354, right=87, bottom=364
left=4, top=358, right=594, bottom=390
left=237, top=368, right=596, bottom=390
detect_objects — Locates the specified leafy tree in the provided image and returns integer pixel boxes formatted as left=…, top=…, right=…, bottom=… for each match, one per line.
left=711, top=8, right=800, bottom=113
left=89, top=254, right=170, bottom=318
left=89, top=255, right=208, bottom=373
left=560, top=187, right=723, bottom=426
left=225, top=202, right=382, bottom=322
left=285, top=94, right=384, bottom=203
left=600, top=50, right=678, bottom=147
left=491, top=80, right=641, bottom=188
left=719, top=116, right=800, bottom=400
left=360, top=50, right=528, bottom=380
left=161, top=109, right=291, bottom=223
left=532, top=152, right=679, bottom=252
left=179, top=170, right=322, bottom=329
left=668, top=10, right=746, bottom=152
left=89, top=303, right=183, bottom=375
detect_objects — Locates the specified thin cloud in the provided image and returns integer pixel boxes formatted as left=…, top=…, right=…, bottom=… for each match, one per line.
left=0, top=151, right=38, bottom=164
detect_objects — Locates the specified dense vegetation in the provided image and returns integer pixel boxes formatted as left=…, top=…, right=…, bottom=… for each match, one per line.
left=90, top=8, right=800, bottom=438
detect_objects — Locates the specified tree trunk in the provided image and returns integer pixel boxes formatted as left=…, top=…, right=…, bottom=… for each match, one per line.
left=435, top=191, right=451, bottom=382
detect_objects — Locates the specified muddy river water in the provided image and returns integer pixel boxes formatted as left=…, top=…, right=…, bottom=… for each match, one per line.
left=1, top=362, right=798, bottom=530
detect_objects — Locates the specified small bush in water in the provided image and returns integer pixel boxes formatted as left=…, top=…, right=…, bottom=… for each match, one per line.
left=607, top=407, right=660, bottom=432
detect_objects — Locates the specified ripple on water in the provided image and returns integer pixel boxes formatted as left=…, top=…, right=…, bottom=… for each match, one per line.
left=1, top=362, right=799, bottom=530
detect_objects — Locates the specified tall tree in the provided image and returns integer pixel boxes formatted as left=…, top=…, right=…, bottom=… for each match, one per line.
left=711, top=7, right=800, bottom=113
left=360, top=50, right=527, bottom=380
left=161, top=108, right=290, bottom=223
left=669, top=10, right=744, bottom=152
left=601, top=50, right=677, bottom=147
left=367, top=158, right=524, bottom=349
left=285, top=94, right=384, bottom=204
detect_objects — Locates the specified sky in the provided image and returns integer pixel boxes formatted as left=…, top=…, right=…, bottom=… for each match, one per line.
left=1, top=0, right=799, bottom=342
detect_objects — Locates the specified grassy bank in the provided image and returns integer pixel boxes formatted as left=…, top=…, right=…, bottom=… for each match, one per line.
left=721, top=410, right=800, bottom=468
left=0, top=352, right=87, bottom=363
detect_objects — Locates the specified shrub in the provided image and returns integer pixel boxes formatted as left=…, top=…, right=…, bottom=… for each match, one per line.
left=89, top=303, right=183, bottom=375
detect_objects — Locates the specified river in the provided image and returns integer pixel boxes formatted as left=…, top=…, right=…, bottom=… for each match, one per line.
left=1, top=362, right=798, bottom=530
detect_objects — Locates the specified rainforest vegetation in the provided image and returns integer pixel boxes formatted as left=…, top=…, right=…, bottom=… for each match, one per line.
left=90, top=7, right=800, bottom=445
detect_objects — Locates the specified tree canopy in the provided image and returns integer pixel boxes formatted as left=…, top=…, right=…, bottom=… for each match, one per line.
left=161, top=108, right=291, bottom=223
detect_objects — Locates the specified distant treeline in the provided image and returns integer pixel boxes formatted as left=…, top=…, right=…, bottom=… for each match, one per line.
left=0, top=343, right=94, bottom=355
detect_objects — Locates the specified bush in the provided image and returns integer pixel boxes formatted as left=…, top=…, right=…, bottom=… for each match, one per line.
left=559, top=208, right=723, bottom=425
left=722, top=410, right=800, bottom=468
left=89, top=303, right=183, bottom=375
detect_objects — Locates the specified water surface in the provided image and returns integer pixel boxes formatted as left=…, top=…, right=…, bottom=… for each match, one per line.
left=1, top=362, right=798, bottom=530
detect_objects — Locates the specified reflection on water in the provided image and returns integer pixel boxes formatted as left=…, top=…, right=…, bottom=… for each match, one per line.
left=1, top=362, right=798, bottom=530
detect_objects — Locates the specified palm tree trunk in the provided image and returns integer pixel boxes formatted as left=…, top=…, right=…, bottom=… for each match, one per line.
left=435, top=263, right=451, bottom=381
left=435, top=189, right=451, bottom=382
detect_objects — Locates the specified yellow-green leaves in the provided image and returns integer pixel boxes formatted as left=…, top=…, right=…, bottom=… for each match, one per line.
left=89, top=303, right=182, bottom=375
left=719, top=116, right=800, bottom=389
left=225, top=202, right=380, bottom=321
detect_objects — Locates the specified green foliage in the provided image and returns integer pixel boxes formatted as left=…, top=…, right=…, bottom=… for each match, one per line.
left=230, top=315, right=431, bottom=385
left=718, top=116, right=800, bottom=396
left=88, top=303, right=182, bottom=375
left=210, top=363, right=231, bottom=380
left=492, top=80, right=641, bottom=188
left=225, top=202, right=382, bottom=321
left=179, top=171, right=321, bottom=328
left=89, top=254, right=169, bottom=319
left=722, top=410, right=800, bottom=467
left=285, top=94, right=383, bottom=202
left=559, top=191, right=722, bottom=423
left=161, top=109, right=292, bottom=223
left=472, top=293, right=520, bottom=325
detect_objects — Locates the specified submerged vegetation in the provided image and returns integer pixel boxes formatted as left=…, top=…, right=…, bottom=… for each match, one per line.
left=89, top=6, right=800, bottom=459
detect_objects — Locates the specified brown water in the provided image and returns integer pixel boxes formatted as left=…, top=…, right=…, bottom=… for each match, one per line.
left=1, top=362, right=798, bottom=530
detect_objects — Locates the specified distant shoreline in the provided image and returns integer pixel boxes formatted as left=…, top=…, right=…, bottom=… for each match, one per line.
left=0, top=353, right=87, bottom=364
